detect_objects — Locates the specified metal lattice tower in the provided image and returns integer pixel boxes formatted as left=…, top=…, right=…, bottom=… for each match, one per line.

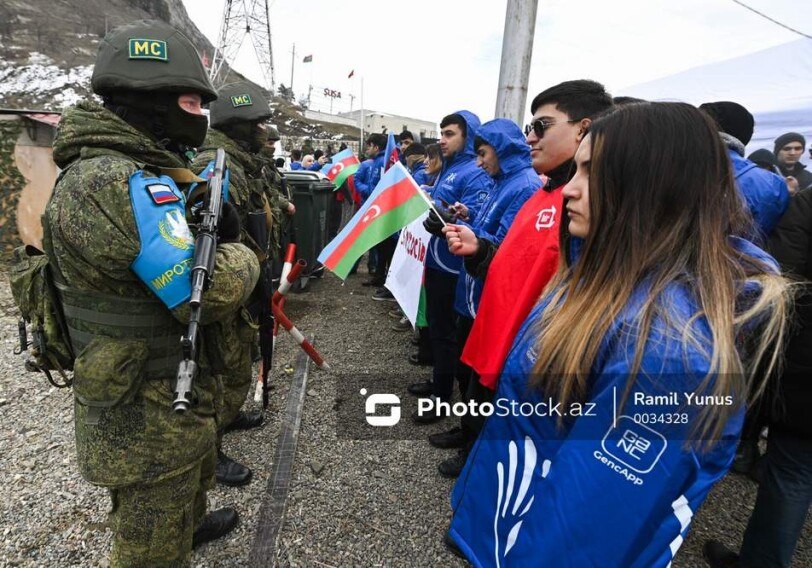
left=209, top=0, right=276, bottom=93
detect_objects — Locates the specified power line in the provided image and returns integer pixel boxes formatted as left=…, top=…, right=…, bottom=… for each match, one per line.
left=729, top=0, right=812, bottom=40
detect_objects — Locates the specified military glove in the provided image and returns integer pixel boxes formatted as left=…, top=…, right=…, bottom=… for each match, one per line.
left=423, top=208, right=453, bottom=238
left=218, top=201, right=242, bottom=244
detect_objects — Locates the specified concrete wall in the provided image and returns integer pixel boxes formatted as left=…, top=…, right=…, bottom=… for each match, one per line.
left=303, top=110, right=359, bottom=128
left=340, top=110, right=438, bottom=141
left=15, top=143, right=58, bottom=250
left=0, top=115, right=59, bottom=256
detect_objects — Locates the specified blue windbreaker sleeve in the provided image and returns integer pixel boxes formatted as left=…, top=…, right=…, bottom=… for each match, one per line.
left=457, top=168, right=494, bottom=221
left=472, top=184, right=537, bottom=243
left=413, top=168, right=429, bottom=187
left=516, top=362, right=741, bottom=567
left=354, top=160, right=372, bottom=200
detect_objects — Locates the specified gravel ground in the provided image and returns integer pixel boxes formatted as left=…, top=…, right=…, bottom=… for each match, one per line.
left=0, top=266, right=810, bottom=567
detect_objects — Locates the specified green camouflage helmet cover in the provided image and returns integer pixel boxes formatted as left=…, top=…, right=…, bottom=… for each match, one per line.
left=266, top=125, right=281, bottom=140
left=91, top=19, right=217, bottom=103
left=209, top=81, right=272, bottom=128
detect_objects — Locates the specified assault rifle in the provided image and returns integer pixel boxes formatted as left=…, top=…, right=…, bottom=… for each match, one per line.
left=173, top=148, right=226, bottom=413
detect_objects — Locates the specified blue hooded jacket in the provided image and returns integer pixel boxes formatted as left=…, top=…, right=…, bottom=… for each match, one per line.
left=355, top=150, right=386, bottom=200
left=411, top=160, right=431, bottom=187
left=730, top=149, right=789, bottom=239
left=454, top=119, right=542, bottom=318
left=448, top=236, right=776, bottom=568
left=426, top=110, right=494, bottom=274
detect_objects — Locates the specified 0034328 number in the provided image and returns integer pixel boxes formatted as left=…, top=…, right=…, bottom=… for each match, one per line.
left=632, top=412, right=689, bottom=425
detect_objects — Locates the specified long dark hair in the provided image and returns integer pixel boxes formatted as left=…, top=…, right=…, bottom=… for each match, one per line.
left=532, top=102, right=790, bottom=442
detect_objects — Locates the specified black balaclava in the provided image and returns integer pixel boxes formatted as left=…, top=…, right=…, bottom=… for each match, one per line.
left=104, top=91, right=208, bottom=152
left=220, top=121, right=267, bottom=154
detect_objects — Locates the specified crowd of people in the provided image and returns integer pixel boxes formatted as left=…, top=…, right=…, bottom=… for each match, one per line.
left=343, top=80, right=811, bottom=566
left=21, top=17, right=812, bottom=567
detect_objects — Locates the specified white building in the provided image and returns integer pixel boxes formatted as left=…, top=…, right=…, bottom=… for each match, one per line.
left=338, top=109, right=438, bottom=141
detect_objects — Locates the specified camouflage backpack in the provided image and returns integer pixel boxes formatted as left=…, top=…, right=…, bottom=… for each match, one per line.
left=9, top=244, right=74, bottom=387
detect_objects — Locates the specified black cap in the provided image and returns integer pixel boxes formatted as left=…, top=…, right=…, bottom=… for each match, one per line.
left=699, top=101, right=754, bottom=145
left=774, top=132, right=806, bottom=154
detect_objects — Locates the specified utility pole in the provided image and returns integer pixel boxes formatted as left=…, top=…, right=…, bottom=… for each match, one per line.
left=290, top=43, right=295, bottom=95
left=360, top=77, right=365, bottom=148
left=495, top=0, right=538, bottom=124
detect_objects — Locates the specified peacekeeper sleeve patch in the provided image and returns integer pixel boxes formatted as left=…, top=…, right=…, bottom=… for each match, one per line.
left=146, top=183, right=180, bottom=204
left=128, top=39, right=168, bottom=61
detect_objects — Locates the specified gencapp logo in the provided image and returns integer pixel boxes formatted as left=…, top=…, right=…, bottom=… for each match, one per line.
left=360, top=388, right=401, bottom=427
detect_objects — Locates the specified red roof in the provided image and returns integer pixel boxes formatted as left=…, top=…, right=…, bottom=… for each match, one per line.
left=23, top=113, right=61, bottom=127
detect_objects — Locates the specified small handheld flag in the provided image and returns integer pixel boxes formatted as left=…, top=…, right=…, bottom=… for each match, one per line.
left=320, top=148, right=361, bottom=189
left=318, top=162, right=432, bottom=279
left=383, top=132, right=401, bottom=173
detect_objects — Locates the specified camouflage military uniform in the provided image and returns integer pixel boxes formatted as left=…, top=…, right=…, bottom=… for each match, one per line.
left=193, top=128, right=273, bottom=433
left=45, top=100, right=259, bottom=566
left=258, top=144, right=291, bottom=260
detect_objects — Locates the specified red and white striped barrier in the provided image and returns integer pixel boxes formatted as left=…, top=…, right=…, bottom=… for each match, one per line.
left=254, top=247, right=330, bottom=401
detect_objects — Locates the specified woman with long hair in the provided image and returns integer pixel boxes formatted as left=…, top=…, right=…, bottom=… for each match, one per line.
left=447, top=102, right=790, bottom=567
left=423, top=143, right=443, bottom=187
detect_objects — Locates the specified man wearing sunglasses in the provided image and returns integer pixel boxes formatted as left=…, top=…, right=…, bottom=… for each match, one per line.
left=442, top=80, right=613, bottom=397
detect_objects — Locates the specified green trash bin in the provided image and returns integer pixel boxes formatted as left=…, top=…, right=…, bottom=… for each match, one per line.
left=284, top=171, right=333, bottom=288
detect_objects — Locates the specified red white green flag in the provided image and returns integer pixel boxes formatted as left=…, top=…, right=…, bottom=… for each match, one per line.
left=320, top=148, right=360, bottom=189
left=318, top=162, right=431, bottom=279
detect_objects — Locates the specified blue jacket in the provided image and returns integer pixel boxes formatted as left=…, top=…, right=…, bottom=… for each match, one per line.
left=731, top=149, right=789, bottom=240
left=427, top=110, right=494, bottom=274
left=454, top=119, right=541, bottom=318
left=449, top=236, right=774, bottom=567
left=355, top=150, right=386, bottom=200
left=411, top=161, right=430, bottom=187
left=290, top=161, right=303, bottom=170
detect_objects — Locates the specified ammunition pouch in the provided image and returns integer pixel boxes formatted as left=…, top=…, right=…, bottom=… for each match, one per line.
left=56, top=283, right=185, bottom=381
left=9, top=245, right=75, bottom=387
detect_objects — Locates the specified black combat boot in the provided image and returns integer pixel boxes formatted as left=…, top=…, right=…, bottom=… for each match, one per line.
left=193, top=507, right=239, bottom=549
left=216, top=450, right=252, bottom=486
left=438, top=449, right=469, bottom=478
left=223, top=410, right=264, bottom=433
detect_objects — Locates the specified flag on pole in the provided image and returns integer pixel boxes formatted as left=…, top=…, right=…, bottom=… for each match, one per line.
left=318, top=162, right=431, bottom=279
left=303, top=54, right=313, bottom=63
left=383, top=131, right=401, bottom=173
left=320, top=148, right=360, bottom=189
left=384, top=212, right=431, bottom=327
left=348, top=69, right=355, bottom=79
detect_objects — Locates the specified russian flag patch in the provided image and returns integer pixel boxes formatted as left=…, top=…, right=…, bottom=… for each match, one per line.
left=146, top=183, right=180, bottom=204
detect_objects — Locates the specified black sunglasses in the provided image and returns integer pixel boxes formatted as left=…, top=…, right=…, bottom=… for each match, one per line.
left=524, top=118, right=582, bottom=138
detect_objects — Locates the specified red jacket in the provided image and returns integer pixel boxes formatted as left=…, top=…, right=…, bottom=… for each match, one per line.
left=461, top=184, right=563, bottom=389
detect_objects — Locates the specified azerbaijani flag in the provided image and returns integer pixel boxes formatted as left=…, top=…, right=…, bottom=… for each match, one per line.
left=318, top=162, right=431, bottom=279
left=320, top=148, right=360, bottom=189
left=383, top=131, right=400, bottom=173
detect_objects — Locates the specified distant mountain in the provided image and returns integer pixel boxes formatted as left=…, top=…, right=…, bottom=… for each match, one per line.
left=0, top=0, right=218, bottom=109
left=0, top=0, right=359, bottom=140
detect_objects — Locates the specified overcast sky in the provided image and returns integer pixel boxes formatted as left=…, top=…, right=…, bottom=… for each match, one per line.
left=182, top=0, right=808, bottom=126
